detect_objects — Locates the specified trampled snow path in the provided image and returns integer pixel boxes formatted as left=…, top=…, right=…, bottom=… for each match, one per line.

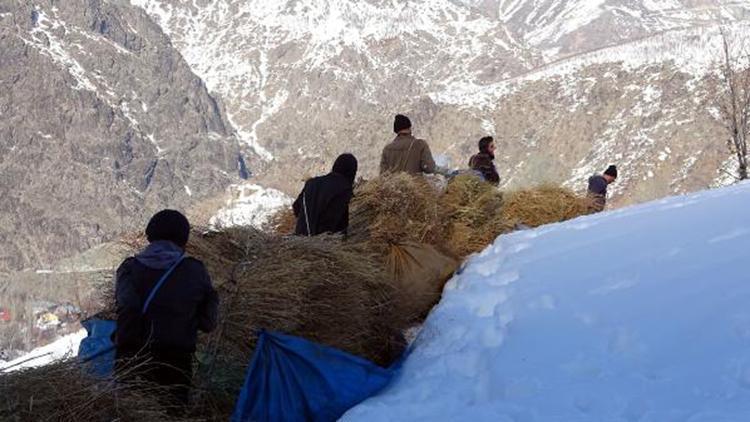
left=345, top=182, right=750, bottom=421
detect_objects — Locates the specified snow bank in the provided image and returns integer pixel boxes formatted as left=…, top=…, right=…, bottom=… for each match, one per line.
left=345, top=182, right=750, bottom=421
left=209, top=183, right=292, bottom=230
left=0, top=330, right=87, bottom=372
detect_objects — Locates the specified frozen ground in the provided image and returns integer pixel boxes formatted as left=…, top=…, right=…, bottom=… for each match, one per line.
left=346, top=182, right=750, bottom=421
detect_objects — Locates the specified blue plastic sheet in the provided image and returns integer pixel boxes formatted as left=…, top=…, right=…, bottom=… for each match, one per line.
left=232, top=331, right=396, bottom=422
left=77, top=319, right=116, bottom=378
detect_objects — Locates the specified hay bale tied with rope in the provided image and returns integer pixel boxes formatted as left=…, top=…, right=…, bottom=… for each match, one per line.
left=0, top=360, right=184, bottom=422
left=348, top=173, right=449, bottom=254
left=440, top=174, right=513, bottom=258
left=501, top=185, right=595, bottom=228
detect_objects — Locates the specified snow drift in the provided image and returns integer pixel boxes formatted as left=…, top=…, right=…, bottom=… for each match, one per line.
left=345, top=182, right=750, bottom=421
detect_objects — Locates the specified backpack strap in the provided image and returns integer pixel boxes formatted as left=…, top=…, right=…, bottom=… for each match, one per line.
left=302, top=189, right=312, bottom=237
left=141, top=255, right=185, bottom=314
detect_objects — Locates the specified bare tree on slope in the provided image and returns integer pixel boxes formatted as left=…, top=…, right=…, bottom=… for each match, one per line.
left=717, top=26, right=750, bottom=181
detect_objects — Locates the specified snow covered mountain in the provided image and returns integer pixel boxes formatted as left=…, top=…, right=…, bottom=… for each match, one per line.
left=0, top=0, right=255, bottom=272
left=345, top=181, right=750, bottom=421
left=129, top=0, right=750, bottom=205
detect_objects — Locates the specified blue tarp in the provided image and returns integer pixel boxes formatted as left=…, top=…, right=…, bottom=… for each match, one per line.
left=77, top=319, right=116, bottom=378
left=232, top=331, right=396, bottom=422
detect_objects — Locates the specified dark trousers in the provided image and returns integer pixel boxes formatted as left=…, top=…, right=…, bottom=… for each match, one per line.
left=115, top=348, right=193, bottom=406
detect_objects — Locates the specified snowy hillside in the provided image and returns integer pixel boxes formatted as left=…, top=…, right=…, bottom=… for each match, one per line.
left=210, top=183, right=292, bottom=229
left=346, top=181, right=750, bottom=421
left=128, top=0, right=750, bottom=208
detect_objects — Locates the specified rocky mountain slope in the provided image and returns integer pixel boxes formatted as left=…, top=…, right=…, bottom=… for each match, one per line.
left=129, top=0, right=750, bottom=205
left=0, top=0, right=255, bottom=273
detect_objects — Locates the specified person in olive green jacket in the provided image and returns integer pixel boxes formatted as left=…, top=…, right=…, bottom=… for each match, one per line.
left=380, top=114, right=439, bottom=175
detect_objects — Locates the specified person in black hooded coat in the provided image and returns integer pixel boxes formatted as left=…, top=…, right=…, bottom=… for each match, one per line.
left=293, top=154, right=357, bottom=236
left=114, top=210, right=218, bottom=406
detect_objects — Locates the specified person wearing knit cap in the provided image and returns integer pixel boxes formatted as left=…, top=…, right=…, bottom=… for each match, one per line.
left=293, top=153, right=358, bottom=236
left=114, top=209, right=218, bottom=405
left=379, top=114, right=439, bottom=175
left=587, top=165, right=618, bottom=212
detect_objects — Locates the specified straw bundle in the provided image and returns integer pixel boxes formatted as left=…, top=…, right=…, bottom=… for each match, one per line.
left=440, top=174, right=512, bottom=258
left=501, top=185, right=594, bottom=228
left=204, top=229, right=404, bottom=367
left=348, top=173, right=447, bottom=253
left=0, top=361, right=184, bottom=422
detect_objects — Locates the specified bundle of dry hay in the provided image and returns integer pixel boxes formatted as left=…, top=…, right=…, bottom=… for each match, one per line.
left=440, top=174, right=512, bottom=258
left=348, top=173, right=448, bottom=253
left=501, top=185, right=595, bottom=228
left=0, top=360, right=184, bottom=422
left=201, top=228, right=404, bottom=366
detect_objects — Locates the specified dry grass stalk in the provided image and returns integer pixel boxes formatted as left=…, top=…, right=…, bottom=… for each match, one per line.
left=501, top=185, right=595, bottom=228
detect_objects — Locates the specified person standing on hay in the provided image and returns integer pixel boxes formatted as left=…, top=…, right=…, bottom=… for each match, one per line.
left=114, top=209, right=218, bottom=406
left=380, top=114, right=444, bottom=176
left=468, top=136, right=500, bottom=186
left=293, top=153, right=358, bottom=236
left=587, top=165, right=618, bottom=212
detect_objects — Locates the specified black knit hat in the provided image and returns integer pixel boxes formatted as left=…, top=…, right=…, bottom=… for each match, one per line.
left=332, top=153, right=358, bottom=184
left=145, top=209, right=190, bottom=247
left=604, top=165, right=618, bottom=178
left=393, top=114, right=412, bottom=133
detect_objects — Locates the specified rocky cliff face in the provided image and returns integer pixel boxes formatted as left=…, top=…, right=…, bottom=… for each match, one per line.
left=0, top=0, right=252, bottom=273
left=129, top=0, right=750, bottom=206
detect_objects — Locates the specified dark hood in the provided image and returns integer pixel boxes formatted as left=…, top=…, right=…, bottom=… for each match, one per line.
left=331, top=153, right=358, bottom=184
left=135, top=240, right=184, bottom=270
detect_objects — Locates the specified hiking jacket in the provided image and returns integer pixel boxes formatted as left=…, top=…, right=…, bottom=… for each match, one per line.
left=468, top=152, right=500, bottom=186
left=293, top=172, right=353, bottom=236
left=115, top=241, right=218, bottom=354
left=587, top=175, right=609, bottom=212
left=380, top=134, right=437, bottom=175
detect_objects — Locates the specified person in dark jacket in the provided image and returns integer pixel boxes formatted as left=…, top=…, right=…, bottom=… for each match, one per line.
left=293, top=153, right=357, bottom=236
left=115, top=209, right=218, bottom=405
left=587, top=165, right=618, bottom=212
left=468, top=136, right=500, bottom=186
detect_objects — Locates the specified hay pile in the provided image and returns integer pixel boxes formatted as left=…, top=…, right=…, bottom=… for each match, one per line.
left=0, top=361, right=184, bottom=422
left=203, top=229, right=403, bottom=366
left=348, top=173, right=447, bottom=253
left=501, top=185, right=595, bottom=228
left=440, top=174, right=511, bottom=258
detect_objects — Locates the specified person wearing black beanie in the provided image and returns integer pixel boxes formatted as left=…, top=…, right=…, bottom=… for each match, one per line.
left=145, top=209, right=190, bottom=248
left=587, top=165, right=618, bottom=212
left=380, top=114, right=443, bottom=175
left=114, top=209, right=218, bottom=406
left=293, top=153, right=358, bottom=236
left=393, top=114, right=412, bottom=134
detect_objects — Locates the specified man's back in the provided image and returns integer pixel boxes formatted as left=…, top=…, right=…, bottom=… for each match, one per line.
left=380, top=134, right=436, bottom=175
left=587, top=175, right=608, bottom=212
left=293, top=172, right=353, bottom=236
left=115, top=256, right=218, bottom=354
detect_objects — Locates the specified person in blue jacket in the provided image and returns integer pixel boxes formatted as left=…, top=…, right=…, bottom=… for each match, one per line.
left=114, top=209, right=218, bottom=405
left=587, top=165, right=618, bottom=212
